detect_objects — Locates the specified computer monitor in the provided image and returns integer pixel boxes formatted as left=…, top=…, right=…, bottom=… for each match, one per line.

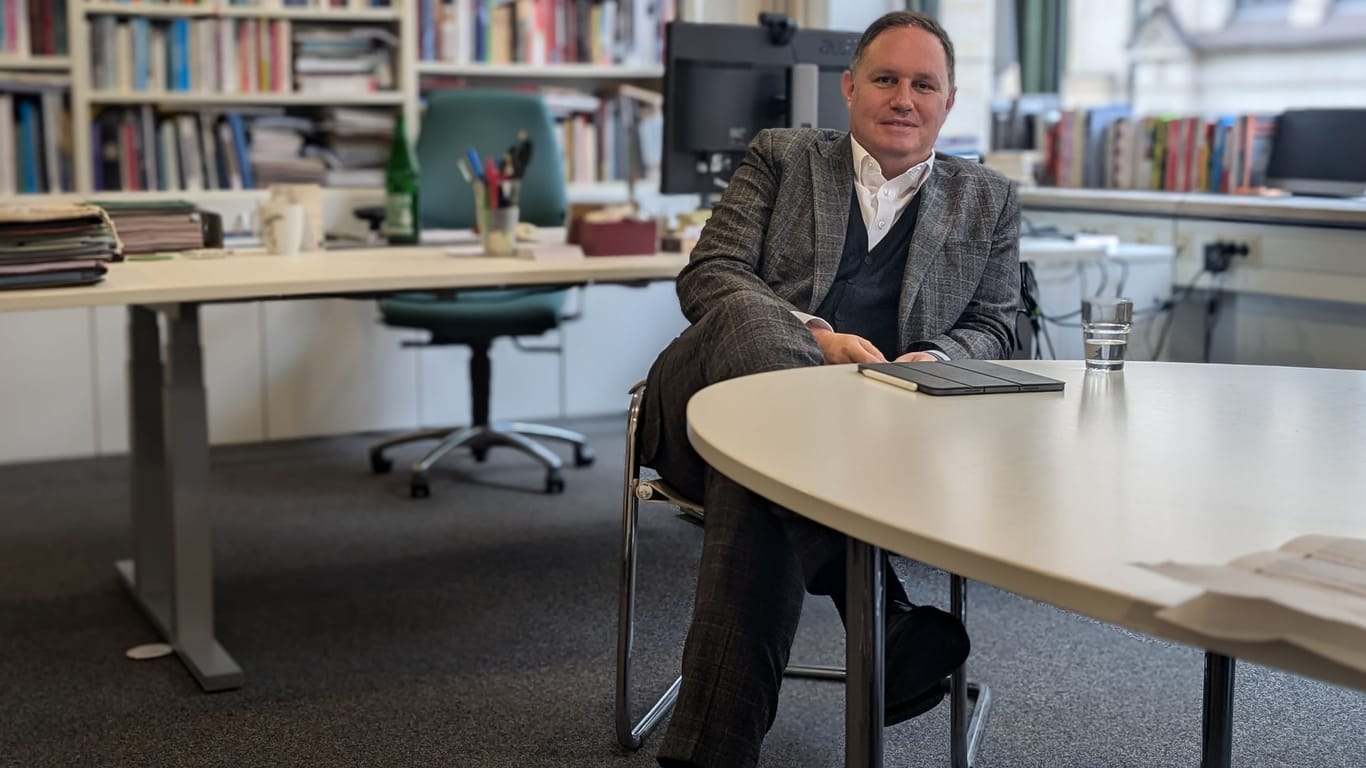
left=660, top=18, right=859, bottom=195
left=1266, top=109, right=1366, bottom=198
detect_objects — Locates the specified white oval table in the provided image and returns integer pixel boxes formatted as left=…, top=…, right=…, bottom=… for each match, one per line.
left=686, top=360, right=1366, bottom=768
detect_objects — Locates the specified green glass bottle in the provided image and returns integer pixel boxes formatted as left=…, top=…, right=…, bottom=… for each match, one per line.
left=384, top=111, right=421, bottom=245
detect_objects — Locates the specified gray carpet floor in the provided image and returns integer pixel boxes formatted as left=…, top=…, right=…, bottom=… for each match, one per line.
left=1, top=416, right=1362, bottom=768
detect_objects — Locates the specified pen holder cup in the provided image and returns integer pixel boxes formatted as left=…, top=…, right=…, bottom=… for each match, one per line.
left=481, top=206, right=520, bottom=257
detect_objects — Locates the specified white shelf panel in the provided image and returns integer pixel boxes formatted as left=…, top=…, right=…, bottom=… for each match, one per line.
left=82, top=3, right=401, bottom=21
left=417, top=62, right=664, bottom=80
left=17, top=183, right=627, bottom=206
left=0, top=56, right=72, bottom=71
left=87, top=91, right=405, bottom=106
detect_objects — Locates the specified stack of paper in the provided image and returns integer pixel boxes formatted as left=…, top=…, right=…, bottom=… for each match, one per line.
left=317, top=107, right=392, bottom=188
left=0, top=204, right=123, bottom=290
left=1141, top=536, right=1366, bottom=674
left=250, top=115, right=327, bottom=186
left=95, top=200, right=204, bottom=256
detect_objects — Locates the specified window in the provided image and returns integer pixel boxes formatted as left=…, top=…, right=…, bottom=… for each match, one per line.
left=1232, top=0, right=1291, bottom=20
left=1015, top=0, right=1066, bottom=94
left=905, top=0, right=940, bottom=17
left=1331, top=0, right=1366, bottom=15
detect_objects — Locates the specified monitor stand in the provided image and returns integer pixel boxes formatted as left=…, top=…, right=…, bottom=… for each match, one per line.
left=789, top=63, right=820, bottom=129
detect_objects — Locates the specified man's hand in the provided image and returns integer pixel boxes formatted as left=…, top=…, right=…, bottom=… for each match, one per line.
left=894, top=351, right=940, bottom=363
left=809, top=327, right=886, bottom=364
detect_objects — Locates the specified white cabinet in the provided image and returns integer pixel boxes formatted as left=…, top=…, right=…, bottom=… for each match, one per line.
left=1022, top=188, right=1366, bottom=369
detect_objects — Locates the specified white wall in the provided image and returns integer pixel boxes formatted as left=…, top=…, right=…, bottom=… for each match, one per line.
left=1194, top=47, right=1366, bottom=114
left=813, top=0, right=897, bottom=30
left=1168, top=0, right=1235, bottom=33
left=1061, top=0, right=1131, bottom=106
left=937, top=0, right=997, bottom=151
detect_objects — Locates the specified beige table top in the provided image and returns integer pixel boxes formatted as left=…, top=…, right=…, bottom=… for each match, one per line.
left=687, top=360, right=1366, bottom=690
left=0, top=246, right=689, bottom=313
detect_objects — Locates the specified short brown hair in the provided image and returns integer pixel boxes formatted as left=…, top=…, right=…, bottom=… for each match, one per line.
left=850, top=11, right=956, bottom=88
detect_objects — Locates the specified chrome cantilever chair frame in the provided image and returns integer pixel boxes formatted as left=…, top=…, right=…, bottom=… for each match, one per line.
left=616, top=382, right=992, bottom=766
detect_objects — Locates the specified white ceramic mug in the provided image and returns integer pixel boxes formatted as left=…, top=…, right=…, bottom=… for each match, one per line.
left=259, top=201, right=305, bottom=256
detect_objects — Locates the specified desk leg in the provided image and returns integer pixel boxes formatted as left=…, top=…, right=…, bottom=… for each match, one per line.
left=118, top=304, right=242, bottom=692
left=846, top=539, right=884, bottom=768
left=1200, top=652, right=1236, bottom=768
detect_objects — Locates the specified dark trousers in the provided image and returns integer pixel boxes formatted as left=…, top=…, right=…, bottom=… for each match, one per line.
left=640, top=295, right=908, bottom=768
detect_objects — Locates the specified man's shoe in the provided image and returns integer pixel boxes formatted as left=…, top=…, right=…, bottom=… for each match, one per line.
left=884, top=604, right=969, bottom=726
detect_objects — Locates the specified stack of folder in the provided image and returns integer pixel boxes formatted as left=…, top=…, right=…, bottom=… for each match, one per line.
left=95, top=200, right=204, bottom=256
left=0, top=204, right=123, bottom=291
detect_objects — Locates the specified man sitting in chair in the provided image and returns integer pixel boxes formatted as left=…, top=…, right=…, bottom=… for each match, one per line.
left=639, top=11, right=1020, bottom=768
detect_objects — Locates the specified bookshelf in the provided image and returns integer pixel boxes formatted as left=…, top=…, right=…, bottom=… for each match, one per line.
left=80, top=4, right=404, bottom=22
left=0, top=56, right=71, bottom=71
left=0, top=0, right=669, bottom=201
left=86, top=92, right=408, bottom=106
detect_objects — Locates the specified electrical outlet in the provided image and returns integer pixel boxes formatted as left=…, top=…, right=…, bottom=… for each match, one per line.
left=1181, top=232, right=1262, bottom=273
left=1226, top=233, right=1261, bottom=266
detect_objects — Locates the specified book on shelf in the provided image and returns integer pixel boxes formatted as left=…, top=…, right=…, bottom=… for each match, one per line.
left=544, top=85, right=658, bottom=186
left=1, top=71, right=72, bottom=194
left=1041, top=107, right=1280, bottom=196
left=90, top=16, right=298, bottom=95
left=87, top=104, right=398, bottom=192
left=419, top=0, right=673, bottom=67
left=276, top=0, right=396, bottom=7
left=294, top=25, right=397, bottom=93
left=0, top=0, right=68, bottom=59
left=315, top=106, right=392, bottom=187
left=86, top=1, right=395, bottom=8
left=88, top=15, right=398, bottom=97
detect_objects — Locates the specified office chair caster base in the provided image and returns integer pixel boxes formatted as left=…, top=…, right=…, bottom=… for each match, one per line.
left=545, top=471, right=565, bottom=494
left=370, top=452, right=393, bottom=474
left=573, top=445, right=595, bottom=467
left=410, top=474, right=431, bottom=499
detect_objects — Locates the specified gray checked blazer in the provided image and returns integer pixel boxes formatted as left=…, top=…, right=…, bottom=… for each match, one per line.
left=677, top=128, right=1020, bottom=360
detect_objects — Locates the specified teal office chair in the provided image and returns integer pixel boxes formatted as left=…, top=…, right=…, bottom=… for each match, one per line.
left=369, top=89, right=593, bottom=499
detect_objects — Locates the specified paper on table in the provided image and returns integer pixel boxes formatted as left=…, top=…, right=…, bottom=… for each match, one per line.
left=447, top=243, right=585, bottom=261
left=1139, top=535, right=1366, bottom=673
left=1155, top=593, right=1366, bottom=674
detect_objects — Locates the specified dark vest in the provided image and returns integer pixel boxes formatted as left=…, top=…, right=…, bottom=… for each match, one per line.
left=813, top=187, right=922, bottom=359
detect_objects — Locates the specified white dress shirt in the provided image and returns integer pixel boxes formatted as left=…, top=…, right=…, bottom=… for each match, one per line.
left=850, top=137, right=934, bottom=250
left=794, top=139, right=942, bottom=359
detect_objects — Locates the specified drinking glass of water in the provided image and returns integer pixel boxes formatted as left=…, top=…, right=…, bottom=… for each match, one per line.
left=1081, top=297, right=1134, bottom=371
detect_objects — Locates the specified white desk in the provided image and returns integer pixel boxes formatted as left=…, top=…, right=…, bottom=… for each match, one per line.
left=0, top=246, right=687, bottom=312
left=1017, top=236, right=1107, bottom=267
left=686, top=361, right=1366, bottom=767
left=0, top=246, right=686, bottom=691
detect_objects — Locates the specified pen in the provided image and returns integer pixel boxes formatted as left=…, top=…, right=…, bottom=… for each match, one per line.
left=513, top=132, right=533, bottom=177
left=466, top=147, right=485, bottom=181
left=456, top=157, right=475, bottom=184
left=484, top=156, right=501, bottom=209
